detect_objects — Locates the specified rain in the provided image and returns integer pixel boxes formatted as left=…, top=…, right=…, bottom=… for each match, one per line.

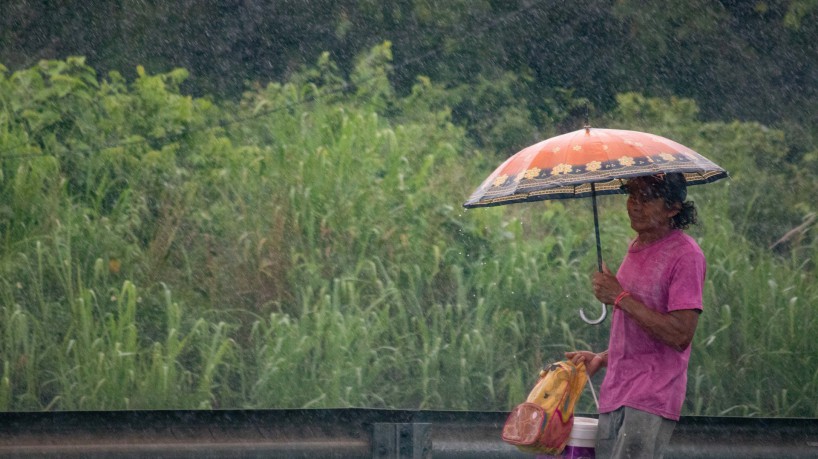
left=1, top=1, right=817, bottom=457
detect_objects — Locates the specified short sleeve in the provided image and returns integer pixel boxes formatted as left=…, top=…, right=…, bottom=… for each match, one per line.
left=667, top=249, right=706, bottom=312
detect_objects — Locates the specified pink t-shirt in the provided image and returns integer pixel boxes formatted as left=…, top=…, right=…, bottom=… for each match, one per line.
left=598, top=230, right=705, bottom=421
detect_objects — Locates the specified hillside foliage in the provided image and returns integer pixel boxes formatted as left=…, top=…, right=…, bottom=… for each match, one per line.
left=0, top=47, right=817, bottom=416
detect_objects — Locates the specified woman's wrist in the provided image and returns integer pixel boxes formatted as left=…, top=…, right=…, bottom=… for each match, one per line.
left=614, top=290, right=631, bottom=309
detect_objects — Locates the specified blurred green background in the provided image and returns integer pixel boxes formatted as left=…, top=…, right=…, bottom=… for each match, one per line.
left=1, top=1, right=816, bottom=416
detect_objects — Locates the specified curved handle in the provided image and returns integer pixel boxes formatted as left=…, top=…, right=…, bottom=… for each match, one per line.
left=579, top=302, right=607, bottom=324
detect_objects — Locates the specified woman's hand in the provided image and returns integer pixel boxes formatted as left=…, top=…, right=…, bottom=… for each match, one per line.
left=565, top=350, right=607, bottom=377
left=592, top=263, right=624, bottom=305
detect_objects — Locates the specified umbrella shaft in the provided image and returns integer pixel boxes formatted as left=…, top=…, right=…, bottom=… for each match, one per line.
left=591, top=183, right=603, bottom=272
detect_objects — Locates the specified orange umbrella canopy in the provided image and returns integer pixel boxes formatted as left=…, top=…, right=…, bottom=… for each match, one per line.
left=463, top=127, right=728, bottom=208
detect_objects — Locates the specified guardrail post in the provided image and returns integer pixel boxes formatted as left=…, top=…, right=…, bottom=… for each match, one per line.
left=372, top=422, right=431, bottom=458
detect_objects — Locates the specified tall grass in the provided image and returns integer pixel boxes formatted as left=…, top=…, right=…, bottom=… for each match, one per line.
left=1, top=54, right=817, bottom=417
left=686, top=187, right=818, bottom=416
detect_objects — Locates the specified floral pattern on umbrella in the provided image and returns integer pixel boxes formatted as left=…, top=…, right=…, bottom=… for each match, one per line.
left=464, top=128, right=727, bottom=208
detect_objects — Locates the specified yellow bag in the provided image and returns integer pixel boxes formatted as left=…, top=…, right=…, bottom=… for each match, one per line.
left=501, top=359, right=588, bottom=455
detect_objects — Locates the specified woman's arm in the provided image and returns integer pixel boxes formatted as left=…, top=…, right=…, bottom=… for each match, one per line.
left=593, top=264, right=699, bottom=352
left=615, top=296, right=699, bottom=351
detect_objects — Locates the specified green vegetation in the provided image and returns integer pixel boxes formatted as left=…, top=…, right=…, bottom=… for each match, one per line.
left=1, top=49, right=817, bottom=418
left=3, top=1, right=818, bottom=134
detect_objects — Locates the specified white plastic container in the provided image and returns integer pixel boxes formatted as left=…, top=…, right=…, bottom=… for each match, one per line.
left=561, top=417, right=598, bottom=458
left=567, top=417, right=598, bottom=447
left=534, top=417, right=599, bottom=459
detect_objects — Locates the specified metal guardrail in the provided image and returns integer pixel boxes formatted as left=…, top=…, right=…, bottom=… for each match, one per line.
left=1, top=409, right=817, bottom=458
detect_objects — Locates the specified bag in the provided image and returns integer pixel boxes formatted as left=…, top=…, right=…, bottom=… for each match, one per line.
left=501, top=359, right=588, bottom=455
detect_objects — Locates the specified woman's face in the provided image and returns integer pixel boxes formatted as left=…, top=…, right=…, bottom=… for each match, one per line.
left=625, top=179, right=679, bottom=235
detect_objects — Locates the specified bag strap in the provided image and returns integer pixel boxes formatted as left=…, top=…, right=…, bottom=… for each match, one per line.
left=587, top=376, right=598, bottom=409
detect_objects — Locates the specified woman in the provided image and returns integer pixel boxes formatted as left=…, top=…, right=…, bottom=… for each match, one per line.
left=566, top=172, right=705, bottom=458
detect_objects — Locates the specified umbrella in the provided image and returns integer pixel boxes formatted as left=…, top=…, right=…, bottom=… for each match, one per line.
left=463, top=126, right=728, bottom=324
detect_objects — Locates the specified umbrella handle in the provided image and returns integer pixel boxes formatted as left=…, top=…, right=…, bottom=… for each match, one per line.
left=579, top=183, right=608, bottom=325
left=579, top=303, right=607, bottom=324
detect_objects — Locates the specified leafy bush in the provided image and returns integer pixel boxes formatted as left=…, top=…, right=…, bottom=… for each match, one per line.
left=1, top=50, right=817, bottom=417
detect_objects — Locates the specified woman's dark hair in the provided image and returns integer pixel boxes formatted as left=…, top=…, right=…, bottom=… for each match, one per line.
left=625, top=173, right=698, bottom=229
left=671, top=200, right=698, bottom=230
